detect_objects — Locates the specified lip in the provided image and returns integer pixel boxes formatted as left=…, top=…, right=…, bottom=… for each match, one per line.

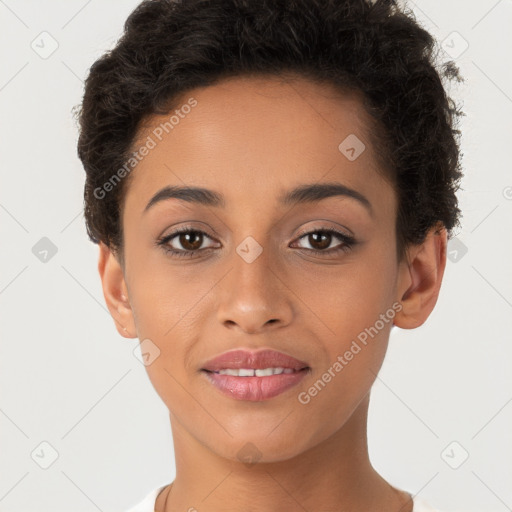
left=200, top=348, right=310, bottom=402
left=201, top=348, right=309, bottom=372
left=202, top=368, right=309, bottom=401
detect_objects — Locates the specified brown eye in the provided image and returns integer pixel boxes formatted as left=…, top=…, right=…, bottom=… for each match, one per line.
left=157, top=227, right=219, bottom=258
left=292, top=228, right=356, bottom=256
left=176, top=231, right=203, bottom=251
left=305, top=231, right=332, bottom=251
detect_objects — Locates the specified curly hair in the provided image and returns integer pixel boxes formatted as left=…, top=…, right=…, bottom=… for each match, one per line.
left=75, top=0, right=464, bottom=263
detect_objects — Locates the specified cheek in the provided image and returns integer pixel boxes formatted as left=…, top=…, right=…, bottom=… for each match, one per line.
left=128, top=259, right=202, bottom=336
left=292, top=246, right=398, bottom=407
left=292, top=247, right=398, bottom=343
left=127, top=267, right=206, bottom=409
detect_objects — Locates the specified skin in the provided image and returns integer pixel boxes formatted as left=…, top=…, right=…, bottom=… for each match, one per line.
left=97, top=75, right=447, bottom=512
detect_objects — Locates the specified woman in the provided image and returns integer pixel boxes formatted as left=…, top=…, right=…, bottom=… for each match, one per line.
left=75, top=0, right=464, bottom=510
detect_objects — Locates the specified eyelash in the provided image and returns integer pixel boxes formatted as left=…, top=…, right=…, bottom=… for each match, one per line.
left=156, top=226, right=356, bottom=259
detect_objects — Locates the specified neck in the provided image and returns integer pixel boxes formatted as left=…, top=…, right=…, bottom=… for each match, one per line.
left=158, top=393, right=412, bottom=512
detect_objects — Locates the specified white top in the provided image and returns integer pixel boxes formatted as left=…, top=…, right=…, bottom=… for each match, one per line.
left=125, top=484, right=445, bottom=512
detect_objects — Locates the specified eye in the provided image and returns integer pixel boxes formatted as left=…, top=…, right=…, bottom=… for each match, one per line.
left=156, top=227, right=219, bottom=258
left=291, top=227, right=356, bottom=256
left=156, top=226, right=357, bottom=259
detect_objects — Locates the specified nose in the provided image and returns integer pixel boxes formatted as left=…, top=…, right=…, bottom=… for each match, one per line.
left=216, top=243, right=294, bottom=334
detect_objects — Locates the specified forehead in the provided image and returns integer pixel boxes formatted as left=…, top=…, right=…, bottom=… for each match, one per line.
left=124, top=75, right=394, bottom=218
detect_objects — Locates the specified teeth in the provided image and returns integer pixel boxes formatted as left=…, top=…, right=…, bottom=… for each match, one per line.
left=215, top=367, right=299, bottom=377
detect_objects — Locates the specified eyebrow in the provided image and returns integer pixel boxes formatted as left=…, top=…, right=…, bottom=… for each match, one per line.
left=143, top=182, right=373, bottom=215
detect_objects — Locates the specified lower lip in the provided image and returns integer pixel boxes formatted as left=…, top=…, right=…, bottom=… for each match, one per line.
left=201, top=369, right=309, bottom=401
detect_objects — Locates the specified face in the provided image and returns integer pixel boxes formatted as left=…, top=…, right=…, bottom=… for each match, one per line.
left=107, top=75, right=414, bottom=462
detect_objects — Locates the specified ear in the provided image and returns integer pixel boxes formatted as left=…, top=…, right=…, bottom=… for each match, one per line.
left=393, top=223, right=447, bottom=329
left=97, top=242, right=137, bottom=338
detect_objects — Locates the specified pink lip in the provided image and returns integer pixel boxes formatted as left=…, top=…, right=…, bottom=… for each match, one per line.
left=202, top=368, right=309, bottom=401
left=200, top=348, right=310, bottom=401
left=201, top=348, right=309, bottom=372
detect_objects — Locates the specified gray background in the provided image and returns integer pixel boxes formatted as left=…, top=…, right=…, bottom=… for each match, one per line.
left=1, top=0, right=511, bottom=510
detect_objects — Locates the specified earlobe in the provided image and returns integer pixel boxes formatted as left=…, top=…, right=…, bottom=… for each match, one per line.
left=97, top=242, right=137, bottom=338
left=393, top=223, right=447, bottom=330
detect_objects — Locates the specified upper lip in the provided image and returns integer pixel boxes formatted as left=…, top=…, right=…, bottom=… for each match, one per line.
left=201, top=349, right=309, bottom=372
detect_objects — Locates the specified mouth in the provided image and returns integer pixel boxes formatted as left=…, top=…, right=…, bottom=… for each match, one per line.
left=200, top=366, right=310, bottom=401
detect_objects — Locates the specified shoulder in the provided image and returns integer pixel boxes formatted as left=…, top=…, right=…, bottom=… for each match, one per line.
left=413, top=497, right=446, bottom=512
left=124, top=484, right=168, bottom=512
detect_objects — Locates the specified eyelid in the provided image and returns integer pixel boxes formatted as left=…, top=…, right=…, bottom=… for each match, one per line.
left=294, top=223, right=353, bottom=239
